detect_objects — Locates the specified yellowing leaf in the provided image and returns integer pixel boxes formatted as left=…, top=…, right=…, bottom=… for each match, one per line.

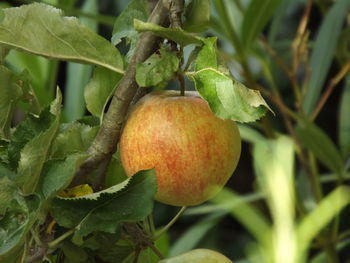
left=58, top=184, right=94, bottom=198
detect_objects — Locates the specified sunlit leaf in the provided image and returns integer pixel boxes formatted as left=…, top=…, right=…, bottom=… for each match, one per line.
left=189, top=68, right=271, bottom=122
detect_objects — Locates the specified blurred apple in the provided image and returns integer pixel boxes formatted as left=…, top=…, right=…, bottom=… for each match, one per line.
left=158, top=248, right=233, bottom=263
left=120, top=90, right=241, bottom=206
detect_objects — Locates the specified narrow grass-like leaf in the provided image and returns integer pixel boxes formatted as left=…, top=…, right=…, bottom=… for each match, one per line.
left=302, top=0, right=350, bottom=115
left=241, top=0, right=282, bottom=48
left=296, top=119, right=344, bottom=175
left=210, top=187, right=271, bottom=246
left=254, top=136, right=296, bottom=263
left=0, top=3, right=124, bottom=74
left=339, top=76, right=350, bottom=157
left=298, top=186, right=350, bottom=253
left=169, top=212, right=225, bottom=257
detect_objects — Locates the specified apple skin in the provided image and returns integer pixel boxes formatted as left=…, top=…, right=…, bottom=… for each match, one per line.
left=119, top=90, right=241, bottom=206
left=158, top=249, right=233, bottom=263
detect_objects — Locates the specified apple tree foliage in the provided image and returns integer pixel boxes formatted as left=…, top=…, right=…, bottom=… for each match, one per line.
left=1, top=0, right=348, bottom=262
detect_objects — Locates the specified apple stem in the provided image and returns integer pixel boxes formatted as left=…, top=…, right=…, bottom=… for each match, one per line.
left=154, top=206, right=186, bottom=240
left=178, top=72, right=185, bottom=96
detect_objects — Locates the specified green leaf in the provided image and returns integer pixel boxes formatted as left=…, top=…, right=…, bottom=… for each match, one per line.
left=0, top=66, right=40, bottom=141
left=38, top=153, right=88, bottom=200
left=136, top=48, right=179, bottom=87
left=302, top=0, right=350, bottom=115
left=50, top=122, right=99, bottom=159
left=241, top=0, right=282, bottom=48
left=134, top=19, right=202, bottom=46
left=0, top=66, right=23, bottom=140
left=61, top=241, right=90, bottom=263
left=296, top=119, right=344, bottom=175
left=253, top=136, right=297, bottom=262
left=298, top=186, right=350, bottom=253
left=195, top=37, right=217, bottom=71
left=339, top=76, right=350, bottom=157
left=237, top=124, right=265, bottom=144
left=183, top=0, right=210, bottom=33
left=111, top=0, right=149, bottom=48
left=0, top=176, right=17, bottom=215
left=17, top=89, right=62, bottom=194
left=169, top=212, right=225, bottom=257
left=0, top=3, right=124, bottom=74
left=210, top=188, right=271, bottom=246
left=0, top=189, right=40, bottom=260
left=189, top=68, right=271, bottom=122
left=84, top=67, right=122, bottom=118
left=8, top=107, right=54, bottom=170
left=51, top=169, right=157, bottom=237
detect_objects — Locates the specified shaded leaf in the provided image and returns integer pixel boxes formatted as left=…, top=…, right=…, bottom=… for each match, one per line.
left=189, top=68, right=270, bottom=122
left=183, top=0, right=210, bottom=33
left=50, top=122, right=98, bottom=159
left=51, top=169, right=157, bottom=237
left=111, top=0, right=149, bottom=48
left=302, top=0, right=350, bottom=115
left=0, top=176, right=17, bottom=215
left=169, top=212, right=225, bottom=257
left=84, top=67, right=122, bottom=118
left=296, top=119, right=344, bottom=175
left=134, top=19, right=202, bottom=46
left=0, top=3, right=124, bottom=74
left=136, top=48, right=179, bottom=87
left=8, top=107, right=54, bottom=170
left=0, top=190, right=40, bottom=261
left=17, top=89, right=62, bottom=194
left=38, top=153, right=88, bottom=200
left=339, top=76, right=350, bottom=157
left=241, top=0, right=282, bottom=48
left=0, top=66, right=23, bottom=140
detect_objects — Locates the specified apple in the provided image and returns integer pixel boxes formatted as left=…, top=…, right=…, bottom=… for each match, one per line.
left=158, top=248, right=233, bottom=263
left=119, top=90, right=241, bottom=206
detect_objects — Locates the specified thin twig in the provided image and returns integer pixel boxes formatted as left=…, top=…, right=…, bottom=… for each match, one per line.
left=154, top=206, right=186, bottom=240
left=311, top=61, right=350, bottom=120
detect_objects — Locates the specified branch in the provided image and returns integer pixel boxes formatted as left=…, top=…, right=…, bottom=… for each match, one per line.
left=71, top=0, right=170, bottom=186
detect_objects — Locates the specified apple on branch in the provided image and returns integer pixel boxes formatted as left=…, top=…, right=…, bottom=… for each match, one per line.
left=120, top=90, right=241, bottom=206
